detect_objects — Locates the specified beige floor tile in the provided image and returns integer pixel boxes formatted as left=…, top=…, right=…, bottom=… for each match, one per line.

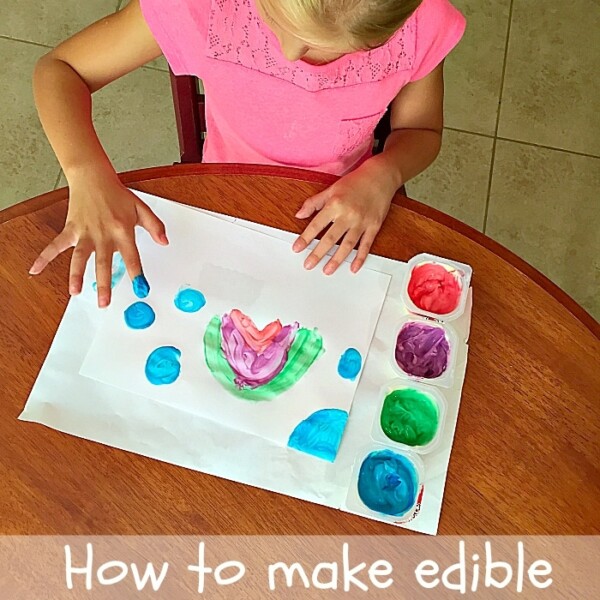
left=2, top=0, right=118, bottom=47
left=498, top=0, right=600, bottom=156
left=90, top=66, right=180, bottom=172
left=407, top=129, right=493, bottom=231
left=444, top=0, right=511, bottom=136
left=0, top=39, right=61, bottom=209
left=487, top=140, right=600, bottom=320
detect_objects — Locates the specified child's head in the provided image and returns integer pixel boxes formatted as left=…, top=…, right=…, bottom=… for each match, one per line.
left=257, top=0, right=423, bottom=60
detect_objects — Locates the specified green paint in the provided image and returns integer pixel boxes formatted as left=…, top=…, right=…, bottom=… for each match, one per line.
left=380, top=388, right=439, bottom=447
left=203, top=316, right=324, bottom=401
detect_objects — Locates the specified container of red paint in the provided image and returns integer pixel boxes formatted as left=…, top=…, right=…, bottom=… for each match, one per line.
left=402, top=253, right=472, bottom=322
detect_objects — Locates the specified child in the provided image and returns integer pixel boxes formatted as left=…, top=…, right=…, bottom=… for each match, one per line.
left=29, top=0, right=465, bottom=307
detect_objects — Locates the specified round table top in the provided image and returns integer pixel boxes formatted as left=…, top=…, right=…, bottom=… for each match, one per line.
left=1, top=164, right=598, bottom=535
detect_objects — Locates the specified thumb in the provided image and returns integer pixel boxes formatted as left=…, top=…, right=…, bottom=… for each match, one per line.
left=295, top=191, right=327, bottom=219
left=136, top=201, right=169, bottom=245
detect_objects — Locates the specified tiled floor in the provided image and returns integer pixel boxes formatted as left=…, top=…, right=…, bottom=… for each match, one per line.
left=1, top=0, right=598, bottom=319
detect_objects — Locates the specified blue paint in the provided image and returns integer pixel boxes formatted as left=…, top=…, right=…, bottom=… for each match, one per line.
left=132, top=273, right=150, bottom=298
left=337, top=348, right=362, bottom=381
left=145, top=346, right=181, bottom=385
left=124, top=301, right=156, bottom=329
left=357, top=449, right=419, bottom=517
left=288, top=408, right=349, bottom=462
left=174, top=287, right=206, bottom=313
left=92, top=253, right=126, bottom=291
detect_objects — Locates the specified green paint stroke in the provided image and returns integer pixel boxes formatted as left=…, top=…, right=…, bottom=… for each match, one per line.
left=203, top=316, right=324, bottom=401
left=380, top=388, right=439, bottom=447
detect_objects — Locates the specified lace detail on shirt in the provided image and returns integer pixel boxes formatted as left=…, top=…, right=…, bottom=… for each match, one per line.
left=207, top=0, right=416, bottom=92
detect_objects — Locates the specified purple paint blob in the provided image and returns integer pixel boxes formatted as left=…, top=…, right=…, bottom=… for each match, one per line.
left=220, top=313, right=299, bottom=388
left=395, top=322, right=450, bottom=379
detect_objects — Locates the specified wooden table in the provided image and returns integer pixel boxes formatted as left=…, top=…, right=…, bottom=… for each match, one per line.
left=1, top=164, right=598, bottom=535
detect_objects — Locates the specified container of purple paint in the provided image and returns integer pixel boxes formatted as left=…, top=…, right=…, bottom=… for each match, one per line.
left=371, top=380, right=448, bottom=456
left=401, top=253, right=472, bottom=323
left=391, top=315, right=458, bottom=389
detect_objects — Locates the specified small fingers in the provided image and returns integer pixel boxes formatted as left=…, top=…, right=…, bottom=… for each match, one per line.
left=292, top=210, right=333, bottom=254
left=136, top=200, right=169, bottom=245
left=69, top=241, right=93, bottom=295
left=304, top=222, right=348, bottom=271
left=29, top=230, right=76, bottom=275
left=295, top=190, right=328, bottom=220
left=118, top=237, right=143, bottom=283
left=351, top=227, right=378, bottom=273
left=95, top=246, right=114, bottom=308
left=323, top=229, right=361, bottom=275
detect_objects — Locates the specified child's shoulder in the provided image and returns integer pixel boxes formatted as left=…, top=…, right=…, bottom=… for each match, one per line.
left=407, top=0, right=467, bottom=81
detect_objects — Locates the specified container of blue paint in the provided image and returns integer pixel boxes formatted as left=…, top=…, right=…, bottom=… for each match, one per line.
left=344, top=444, right=425, bottom=524
left=391, top=315, right=459, bottom=389
left=371, top=380, right=447, bottom=455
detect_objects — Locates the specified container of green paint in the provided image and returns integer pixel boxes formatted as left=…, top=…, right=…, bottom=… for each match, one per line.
left=372, top=380, right=447, bottom=455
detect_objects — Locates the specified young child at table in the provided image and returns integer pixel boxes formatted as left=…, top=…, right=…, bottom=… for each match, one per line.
left=30, top=0, right=465, bottom=307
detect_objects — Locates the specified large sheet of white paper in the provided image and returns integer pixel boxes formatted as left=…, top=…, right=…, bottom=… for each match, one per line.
left=79, top=195, right=390, bottom=447
left=20, top=191, right=473, bottom=534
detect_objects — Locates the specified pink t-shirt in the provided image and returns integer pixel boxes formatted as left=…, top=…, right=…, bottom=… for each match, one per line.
left=140, top=0, right=465, bottom=175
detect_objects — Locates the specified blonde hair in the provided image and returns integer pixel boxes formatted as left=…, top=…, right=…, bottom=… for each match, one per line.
left=281, top=0, right=423, bottom=48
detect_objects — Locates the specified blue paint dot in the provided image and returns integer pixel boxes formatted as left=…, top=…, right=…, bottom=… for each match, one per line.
left=124, top=302, right=156, bottom=329
left=288, top=408, right=349, bottom=462
left=132, top=273, right=150, bottom=299
left=145, top=346, right=181, bottom=385
left=92, top=253, right=126, bottom=291
left=357, top=449, right=419, bottom=517
left=338, top=348, right=362, bottom=381
left=174, top=287, right=206, bottom=313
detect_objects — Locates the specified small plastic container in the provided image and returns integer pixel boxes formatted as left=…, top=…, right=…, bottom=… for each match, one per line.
left=344, top=444, right=425, bottom=525
left=372, top=380, right=447, bottom=455
left=402, top=253, right=472, bottom=322
left=391, top=315, right=459, bottom=389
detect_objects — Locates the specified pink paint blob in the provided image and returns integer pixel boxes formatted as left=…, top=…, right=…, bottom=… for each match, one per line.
left=229, top=309, right=283, bottom=354
left=407, top=263, right=462, bottom=315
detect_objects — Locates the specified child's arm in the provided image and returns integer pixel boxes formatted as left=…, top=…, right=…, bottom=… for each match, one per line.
left=29, top=0, right=167, bottom=308
left=293, top=63, right=445, bottom=275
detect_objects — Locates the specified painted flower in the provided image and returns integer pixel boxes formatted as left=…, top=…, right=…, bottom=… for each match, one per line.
left=204, top=309, right=324, bottom=400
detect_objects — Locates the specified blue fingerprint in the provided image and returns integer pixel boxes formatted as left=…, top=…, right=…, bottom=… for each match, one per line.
left=92, top=253, right=126, bottom=291
left=145, top=346, right=181, bottom=385
left=174, top=287, right=206, bottom=313
left=124, top=301, right=156, bottom=329
left=337, top=348, right=362, bottom=381
left=132, top=273, right=150, bottom=298
left=288, top=408, right=349, bottom=462
left=357, top=449, right=419, bottom=517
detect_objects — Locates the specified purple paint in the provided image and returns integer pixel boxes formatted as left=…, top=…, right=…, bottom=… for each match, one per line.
left=220, top=313, right=299, bottom=388
left=395, top=322, right=450, bottom=379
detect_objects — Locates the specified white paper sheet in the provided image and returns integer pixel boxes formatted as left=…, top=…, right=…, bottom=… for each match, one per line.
left=20, top=190, right=473, bottom=534
left=80, top=195, right=390, bottom=448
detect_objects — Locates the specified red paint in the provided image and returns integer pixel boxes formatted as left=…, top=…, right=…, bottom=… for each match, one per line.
left=407, top=263, right=462, bottom=315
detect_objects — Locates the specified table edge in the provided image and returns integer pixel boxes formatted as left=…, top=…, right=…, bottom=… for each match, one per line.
left=3, top=163, right=598, bottom=337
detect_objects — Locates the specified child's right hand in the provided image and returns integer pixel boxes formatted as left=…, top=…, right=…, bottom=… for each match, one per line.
left=29, top=173, right=168, bottom=308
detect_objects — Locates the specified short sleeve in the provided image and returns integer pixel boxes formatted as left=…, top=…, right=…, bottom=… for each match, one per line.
left=409, top=0, right=466, bottom=82
left=139, top=0, right=208, bottom=76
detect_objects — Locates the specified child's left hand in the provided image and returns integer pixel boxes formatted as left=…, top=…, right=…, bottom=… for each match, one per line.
left=292, top=161, right=399, bottom=274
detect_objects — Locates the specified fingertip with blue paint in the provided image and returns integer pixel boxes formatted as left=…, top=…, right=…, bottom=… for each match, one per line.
left=132, top=273, right=150, bottom=298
